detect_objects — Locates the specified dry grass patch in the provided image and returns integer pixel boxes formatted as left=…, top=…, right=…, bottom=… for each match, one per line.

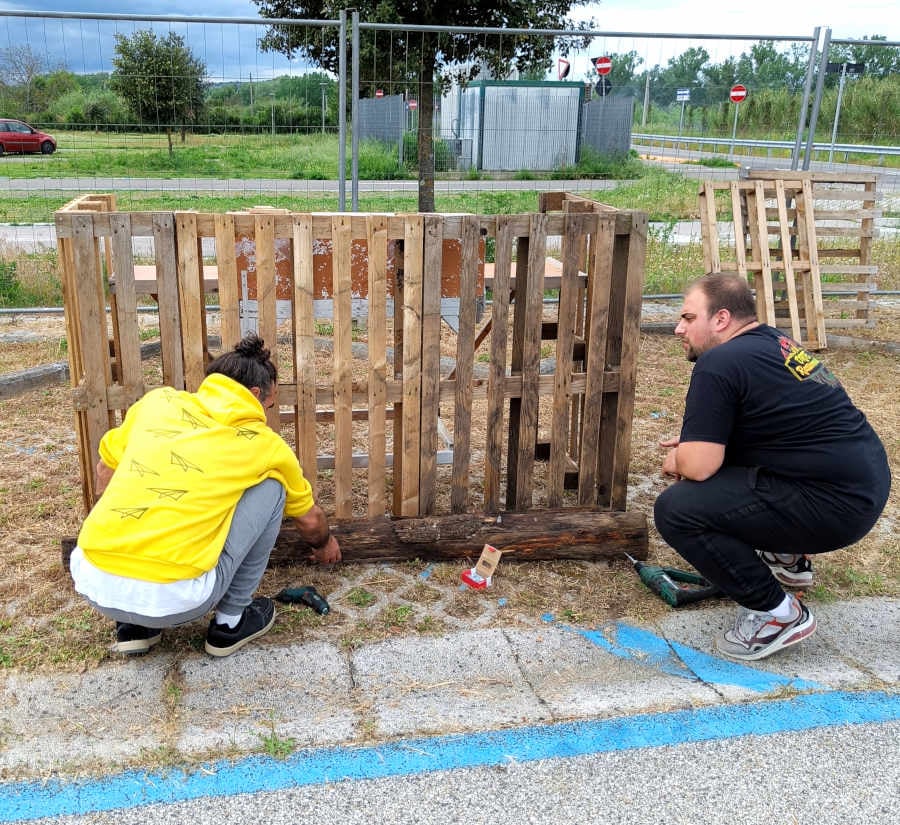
left=0, top=320, right=897, bottom=674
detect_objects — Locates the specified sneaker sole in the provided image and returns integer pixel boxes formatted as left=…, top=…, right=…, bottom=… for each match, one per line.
left=111, top=633, right=162, bottom=655
left=204, top=611, right=276, bottom=657
left=770, top=569, right=814, bottom=588
left=717, top=611, right=817, bottom=662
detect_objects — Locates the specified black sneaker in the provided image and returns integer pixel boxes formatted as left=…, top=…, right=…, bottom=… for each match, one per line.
left=112, top=622, right=162, bottom=655
left=204, top=597, right=276, bottom=657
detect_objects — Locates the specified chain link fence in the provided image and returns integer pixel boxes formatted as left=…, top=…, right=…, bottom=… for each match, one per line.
left=0, top=10, right=896, bottom=223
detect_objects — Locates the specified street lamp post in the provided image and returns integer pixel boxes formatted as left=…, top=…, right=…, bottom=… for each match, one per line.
left=320, top=83, right=327, bottom=134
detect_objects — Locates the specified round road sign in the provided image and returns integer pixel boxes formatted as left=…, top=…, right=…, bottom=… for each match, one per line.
left=375, top=89, right=384, bottom=98
left=593, top=56, right=612, bottom=76
left=730, top=84, right=748, bottom=103
left=408, top=99, right=417, bottom=110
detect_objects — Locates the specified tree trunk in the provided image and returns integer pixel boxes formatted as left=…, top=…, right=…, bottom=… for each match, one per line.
left=60, top=508, right=647, bottom=569
left=416, top=36, right=436, bottom=213
left=273, top=508, right=646, bottom=565
left=166, top=127, right=174, bottom=157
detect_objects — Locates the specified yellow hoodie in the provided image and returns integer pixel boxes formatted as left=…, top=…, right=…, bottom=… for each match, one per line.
left=77, top=373, right=313, bottom=583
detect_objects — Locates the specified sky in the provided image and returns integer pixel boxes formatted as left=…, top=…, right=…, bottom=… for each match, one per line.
left=0, top=1, right=896, bottom=80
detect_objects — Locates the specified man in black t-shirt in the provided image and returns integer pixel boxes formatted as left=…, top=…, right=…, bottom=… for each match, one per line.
left=654, top=273, right=890, bottom=661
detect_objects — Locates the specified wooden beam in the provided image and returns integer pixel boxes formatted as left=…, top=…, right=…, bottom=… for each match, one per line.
left=61, top=508, right=647, bottom=568
left=278, top=508, right=648, bottom=563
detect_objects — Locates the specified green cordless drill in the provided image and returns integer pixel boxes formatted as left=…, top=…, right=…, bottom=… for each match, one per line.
left=623, top=552, right=721, bottom=607
left=274, top=585, right=330, bottom=615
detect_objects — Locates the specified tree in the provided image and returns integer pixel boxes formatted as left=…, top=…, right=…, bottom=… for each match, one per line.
left=652, top=47, right=710, bottom=107
left=0, top=44, right=54, bottom=114
left=252, top=1, right=592, bottom=211
left=109, top=30, right=207, bottom=155
left=582, top=51, right=644, bottom=99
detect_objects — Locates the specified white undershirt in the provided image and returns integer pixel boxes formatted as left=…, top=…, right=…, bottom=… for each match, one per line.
left=69, top=545, right=216, bottom=618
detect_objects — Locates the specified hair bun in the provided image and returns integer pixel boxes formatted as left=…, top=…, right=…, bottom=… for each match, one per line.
left=234, top=332, right=270, bottom=363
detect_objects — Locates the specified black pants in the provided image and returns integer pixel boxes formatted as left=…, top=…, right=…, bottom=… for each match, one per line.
left=654, top=465, right=890, bottom=612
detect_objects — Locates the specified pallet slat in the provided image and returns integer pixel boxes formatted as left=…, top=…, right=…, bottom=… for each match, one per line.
left=419, top=215, right=443, bottom=515
left=450, top=216, right=479, bottom=514
left=292, top=214, right=318, bottom=500
left=331, top=215, right=355, bottom=519
left=366, top=215, right=388, bottom=518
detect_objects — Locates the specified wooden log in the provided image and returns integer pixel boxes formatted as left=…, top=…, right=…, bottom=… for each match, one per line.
left=60, top=507, right=647, bottom=568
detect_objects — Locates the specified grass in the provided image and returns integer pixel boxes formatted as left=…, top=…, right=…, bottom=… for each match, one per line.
left=2, top=161, right=897, bottom=305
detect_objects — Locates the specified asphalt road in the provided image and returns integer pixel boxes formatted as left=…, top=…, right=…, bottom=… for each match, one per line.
left=29, top=721, right=899, bottom=825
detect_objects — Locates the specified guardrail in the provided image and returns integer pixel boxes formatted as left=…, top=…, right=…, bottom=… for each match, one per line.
left=632, top=133, right=900, bottom=161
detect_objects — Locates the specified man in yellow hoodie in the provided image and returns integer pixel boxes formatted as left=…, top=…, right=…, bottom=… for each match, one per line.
left=70, top=333, right=341, bottom=657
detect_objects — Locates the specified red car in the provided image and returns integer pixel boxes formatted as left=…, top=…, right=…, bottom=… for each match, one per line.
left=0, top=119, right=57, bottom=155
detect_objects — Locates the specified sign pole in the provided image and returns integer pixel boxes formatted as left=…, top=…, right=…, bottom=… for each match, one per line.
left=828, top=62, right=848, bottom=163
left=728, top=84, right=748, bottom=158
left=677, top=101, right=686, bottom=159
left=730, top=104, right=739, bottom=157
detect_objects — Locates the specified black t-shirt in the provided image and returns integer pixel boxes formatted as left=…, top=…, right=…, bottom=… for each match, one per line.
left=680, top=324, right=888, bottom=504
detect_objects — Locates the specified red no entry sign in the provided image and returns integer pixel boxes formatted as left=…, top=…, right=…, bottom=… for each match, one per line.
left=592, top=56, right=612, bottom=76
left=408, top=99, right=417, bottom=110
left=375, top=89, right=384, bottom=98
left=730, top=84, right=748, bottom=103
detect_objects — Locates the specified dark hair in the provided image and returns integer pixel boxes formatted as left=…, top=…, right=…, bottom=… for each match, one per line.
left=206, top=332, right=277, bottom=396
left=689, top=272, right=757, bottom=322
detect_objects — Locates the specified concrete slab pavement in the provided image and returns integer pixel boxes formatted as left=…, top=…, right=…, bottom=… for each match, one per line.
left=0, top=596, right=896, bottom=784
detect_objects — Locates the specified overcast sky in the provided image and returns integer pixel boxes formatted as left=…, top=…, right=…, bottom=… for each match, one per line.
left=0, top=1, right=896, bottom=80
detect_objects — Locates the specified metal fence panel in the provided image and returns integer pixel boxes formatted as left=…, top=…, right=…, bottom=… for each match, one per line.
left=581, top=97, right=634, bottom=156
left=358, top=95, right=406, bottom=144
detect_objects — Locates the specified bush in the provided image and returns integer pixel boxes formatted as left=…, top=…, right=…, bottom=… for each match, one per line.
left=358, top=139, right=410, bottom=180
left=0, top=260, right=22, bottom=306
left=575, top=146, right=645, bottom=178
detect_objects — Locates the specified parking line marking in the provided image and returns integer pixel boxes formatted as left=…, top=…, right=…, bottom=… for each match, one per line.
left=0, top=690, right=896, bottom=821
left=577, top=622, right=824, bottom=692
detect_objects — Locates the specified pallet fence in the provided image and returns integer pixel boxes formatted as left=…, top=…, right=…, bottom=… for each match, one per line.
left=56, top=193, right=647, bottom=535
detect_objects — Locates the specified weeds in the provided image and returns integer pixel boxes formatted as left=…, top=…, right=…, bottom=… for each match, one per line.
left=258, top=721, right=297, bottom=760
left=346, top=587, right=376, bottom=608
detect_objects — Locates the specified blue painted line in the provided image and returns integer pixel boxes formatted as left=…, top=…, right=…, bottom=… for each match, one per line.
left=576, top=622, right=824, bottom=693
left=0, top=691, right=896, bottom=822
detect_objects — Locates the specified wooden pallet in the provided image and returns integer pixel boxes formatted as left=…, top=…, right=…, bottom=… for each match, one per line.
left=744, top=171, right=880, bottom=329
left=55, top=195, right=647, bottom=523
left=699, top=178, right=827, bottom=350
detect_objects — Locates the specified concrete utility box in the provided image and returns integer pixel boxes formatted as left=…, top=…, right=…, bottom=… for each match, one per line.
left=453, top=80, right=585, bottom=172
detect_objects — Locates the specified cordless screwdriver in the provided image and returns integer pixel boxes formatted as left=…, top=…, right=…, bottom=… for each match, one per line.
left=623, top=552, right=721, bottom=607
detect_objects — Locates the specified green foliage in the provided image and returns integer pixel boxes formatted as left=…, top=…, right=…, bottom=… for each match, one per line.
left=359, top=139, right=410, bottom=180
left=109, top=30, right=207, bottom=134
left=575, top=146, right=645, bottom=178
left=47, top=89, right=129, bottom=128
left=258, top=723, right=297, bottom=759
left=0, top=261, right=22, bottom=306
left=347, top=587, right=376, bottom=608
left=254, top=1, right=594, bottom=209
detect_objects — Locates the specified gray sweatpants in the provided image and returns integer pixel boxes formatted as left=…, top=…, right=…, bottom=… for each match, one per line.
left=89, top=478, right=285, bottom=628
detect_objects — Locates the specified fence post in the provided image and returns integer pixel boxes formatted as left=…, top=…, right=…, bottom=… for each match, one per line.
left=338, top=9, right=347, bottom=212
left=803, top=27, right=832, bottom=170
left=351, top=10, right=360, bottom=211
left=791, top=26, right=821, bottom=170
